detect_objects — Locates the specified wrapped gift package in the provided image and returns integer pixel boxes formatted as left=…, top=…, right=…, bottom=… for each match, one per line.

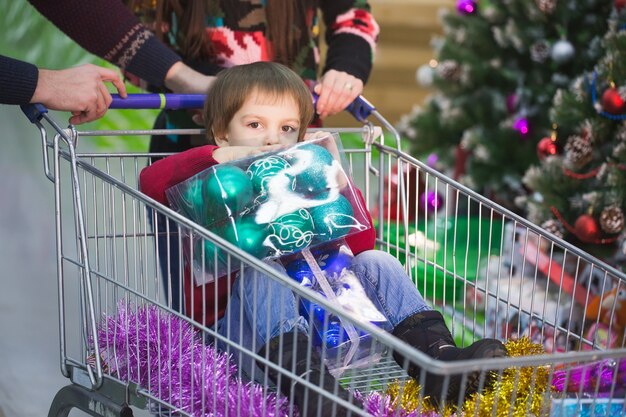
left=166, top=134, right=371, bottom=284
left=167, top=134, right=384, bottom=371
left=282, top=240, right=391, bottom=371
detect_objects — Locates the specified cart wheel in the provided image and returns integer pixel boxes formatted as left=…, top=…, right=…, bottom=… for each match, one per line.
left=47, top=384, right=134, bottom=417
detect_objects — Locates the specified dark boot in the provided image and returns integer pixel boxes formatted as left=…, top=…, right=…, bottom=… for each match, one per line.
left=258, top=331, right=352, bottom=417
left=392, top=310, right=507, bottom=404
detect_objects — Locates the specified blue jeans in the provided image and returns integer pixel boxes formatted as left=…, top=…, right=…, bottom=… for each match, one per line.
left=216, top=249, right=431, bottom=380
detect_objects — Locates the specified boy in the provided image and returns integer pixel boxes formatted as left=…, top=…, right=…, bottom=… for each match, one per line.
left=139, top=62, right=507, bottom=416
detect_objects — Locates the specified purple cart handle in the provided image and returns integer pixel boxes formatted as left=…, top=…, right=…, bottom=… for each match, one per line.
left=109, top=94, right=206, bottom=110
left=110, top=93, right=376, bottom=121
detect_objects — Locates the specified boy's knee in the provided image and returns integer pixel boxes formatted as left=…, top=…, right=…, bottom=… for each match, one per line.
left=354, top=249, right=402, bottom=269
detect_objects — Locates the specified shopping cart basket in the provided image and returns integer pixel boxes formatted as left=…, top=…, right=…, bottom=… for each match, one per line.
left=22, top=94, right=626, bottom=417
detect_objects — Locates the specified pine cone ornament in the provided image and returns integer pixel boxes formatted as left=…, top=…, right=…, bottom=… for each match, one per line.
left=564, top=135, right=593, bottom=168
left=530, top=40, right=551, bottom=63
left=436, top=60, right=462, bottom=82
left=536, top=0, right=557, bottom=13
left=542, top=219, right=564, bottom=239
left=600, top=205, right=625, bottom=234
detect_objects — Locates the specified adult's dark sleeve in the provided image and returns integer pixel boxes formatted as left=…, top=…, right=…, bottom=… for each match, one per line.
left=27, top=0, right=181, bottom=88
left=320, top=0, right=380, bottom=84
left=0, top=55, right=39, bottom=105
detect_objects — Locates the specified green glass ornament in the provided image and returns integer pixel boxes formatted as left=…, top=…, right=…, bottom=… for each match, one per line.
left=310, top=194, right=358, bottom=242
left=246, top=155, right=294, bottom=196
left=204, top=165, right=254, bottom=221
left=281, top=143, right=335, bottom=197
left=268, top=208, right=316, bottom=252
left=223, top=216, right=270, bottom=259
left=180, top=178, right=206, bottom=222
left=193, top=237, right=226, bottom=267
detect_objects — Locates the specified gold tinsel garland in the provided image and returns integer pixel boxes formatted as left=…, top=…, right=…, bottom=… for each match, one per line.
left=386, top=338, right=551, bottom=416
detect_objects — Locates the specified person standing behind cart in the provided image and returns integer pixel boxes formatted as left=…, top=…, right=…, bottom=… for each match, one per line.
left=3, top=2, right=226, bottom=122
left=120, top=0, right=379, bottom=311
left=124, top=0, right=380, bottom=315
left=139, top=62, right=508, bottom=415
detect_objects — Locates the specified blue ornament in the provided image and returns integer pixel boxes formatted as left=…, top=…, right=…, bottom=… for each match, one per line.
left=267, top=208, right=315, bottom=253
left=310, top=194, right=357, bottom=242
left=204, top=165, right=254, bottom=220
left=280, top=143, right=335, bottom=197
left=222, top=216, right=270, bottom=259
left=324, top=320, right=344, bottom=349
left=245, top=155, right=294, bottom=197
left=284, top=246, right=352, bottom=283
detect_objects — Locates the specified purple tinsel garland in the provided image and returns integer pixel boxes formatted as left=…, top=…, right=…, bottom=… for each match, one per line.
left=97, top=303, right=290, bottom=417
left=552, top=359, right=626, bottom=393
left=96, top=303, right=449, bottom=417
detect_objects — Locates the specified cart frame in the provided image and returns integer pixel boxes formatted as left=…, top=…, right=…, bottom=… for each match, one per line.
left=21, top=98, right=626, bottom=417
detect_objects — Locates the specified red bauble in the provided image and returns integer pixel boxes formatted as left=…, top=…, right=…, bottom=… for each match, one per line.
left=616, top=0, right=626, bottom=11
left=537, top=137, right=558, bottom=160
left=574, top=214, right=601, bottom=243
left=602, top=87, right=625, bottom=115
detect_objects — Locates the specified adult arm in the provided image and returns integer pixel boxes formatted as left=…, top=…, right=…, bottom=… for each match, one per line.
left=27, top=0, right=214, bottom=93
left=315, top=0, right=380, bottom=118
left=1, top=55, right=127, bottom=124
left=0, top=55, right=38, bottom=105
left=139, top=145, right=220, bottom=205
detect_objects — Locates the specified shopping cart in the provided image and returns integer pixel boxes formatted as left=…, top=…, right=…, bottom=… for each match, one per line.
left=22, top=94, right=626, bottom=417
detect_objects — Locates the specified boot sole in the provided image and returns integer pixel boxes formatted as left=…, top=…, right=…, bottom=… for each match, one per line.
left=446, top=339, right=508, bottom=402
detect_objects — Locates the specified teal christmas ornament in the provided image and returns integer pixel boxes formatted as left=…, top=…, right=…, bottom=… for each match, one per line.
left=281, top=143, right=335, bottom=197
left=310, top=194, right=359, bottom=242
left=222, top=216, right=270, bottom=259
left=245, top=155, right=294, bottom=197
left=267, top=208, right=315, bottom=253
left=194, top=237, right=226, bottom=266
left=204, top=165, right=253, bottom=220
left=180, top=178, right=206, bottom=222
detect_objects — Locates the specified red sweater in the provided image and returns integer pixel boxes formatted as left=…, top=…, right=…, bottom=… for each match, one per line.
left=139, top=145, right=376, bottom=326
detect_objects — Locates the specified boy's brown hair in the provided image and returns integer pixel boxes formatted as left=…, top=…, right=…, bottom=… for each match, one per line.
left=203, top=62, right=314, bottom=144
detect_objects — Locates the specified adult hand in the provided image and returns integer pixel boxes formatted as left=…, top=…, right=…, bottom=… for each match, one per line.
left=31, top=64, right=127, bottom=125
left=164, top=61, right=216, bottom=94
left=313, top=69, right=363, bottom=119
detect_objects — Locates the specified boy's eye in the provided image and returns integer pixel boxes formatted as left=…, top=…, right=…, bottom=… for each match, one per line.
left=282, top=125, right=297, bottom=133
left=248, top=122, right=261, bottom=129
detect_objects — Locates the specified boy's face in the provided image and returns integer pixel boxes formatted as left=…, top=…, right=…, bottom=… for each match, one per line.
left=215, top=91, right=301, bottom=147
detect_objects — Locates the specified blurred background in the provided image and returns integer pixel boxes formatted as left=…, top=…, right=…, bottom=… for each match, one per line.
left=0, top=0, right=449, bottom=415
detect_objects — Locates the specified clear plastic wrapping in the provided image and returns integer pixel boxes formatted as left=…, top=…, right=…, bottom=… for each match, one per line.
left=166, top=134, right=371, bottom=284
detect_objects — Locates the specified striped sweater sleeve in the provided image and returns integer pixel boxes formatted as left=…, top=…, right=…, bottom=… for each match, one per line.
left=320, top=0, right=380, bottom=83
left=27, top=0, right=181, bottom=88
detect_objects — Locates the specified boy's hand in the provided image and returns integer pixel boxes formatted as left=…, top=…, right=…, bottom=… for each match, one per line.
left=213, top=145, right=284, bottom=163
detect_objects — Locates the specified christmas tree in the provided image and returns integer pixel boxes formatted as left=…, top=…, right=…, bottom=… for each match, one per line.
left=522, top=6, right=626, bottom=270
left=397, top=0, right=612, bottom=211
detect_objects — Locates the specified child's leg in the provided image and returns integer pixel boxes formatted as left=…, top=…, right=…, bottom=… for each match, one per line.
left=216, top=261, right=352, bottom=416
left=349, top=249, right=433, bottom=326
left=216, top=260, right=307, bottom=380
left=351, top=250, right=506, bottom=404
